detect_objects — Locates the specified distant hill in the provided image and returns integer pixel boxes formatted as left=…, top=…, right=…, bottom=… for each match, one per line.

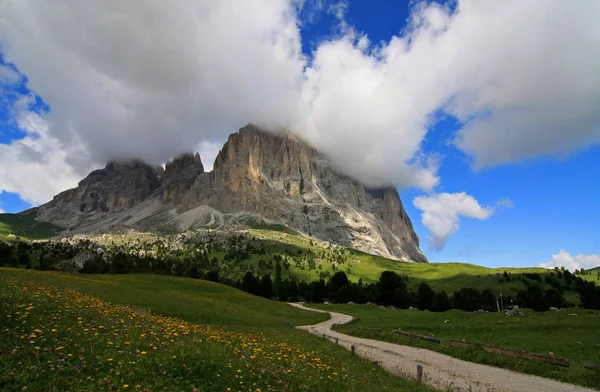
left=0, top=210, right=59, bottom=239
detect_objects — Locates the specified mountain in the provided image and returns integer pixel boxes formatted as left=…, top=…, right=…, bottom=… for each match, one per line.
left=29, top=124, right=427, bottom=262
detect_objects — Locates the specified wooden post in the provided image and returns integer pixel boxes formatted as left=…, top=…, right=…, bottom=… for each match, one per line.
left=417, top=364, right=423, bottom=382
left=351, top=345, right=355, bottom=355
left=323, top=334, right=326, bottom=339
left=335, top=337, right=339, bottom=345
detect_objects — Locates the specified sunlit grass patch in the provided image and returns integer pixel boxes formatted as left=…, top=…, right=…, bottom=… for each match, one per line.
left=0, top=269, right=431, bottom=392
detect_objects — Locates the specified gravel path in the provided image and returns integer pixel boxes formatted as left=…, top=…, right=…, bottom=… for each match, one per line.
left=289, top=303, right=595, bottom=392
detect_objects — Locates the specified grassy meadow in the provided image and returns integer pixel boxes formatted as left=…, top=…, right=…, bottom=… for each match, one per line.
left=0, top=212, right=59, bottom=240
left=250, top=229, right=584, bottom=300
left=0, top=268, right=432, bottom=392
left=311, top=303, right=600, bottom=390
left=2, top=212, right=597, bottom=304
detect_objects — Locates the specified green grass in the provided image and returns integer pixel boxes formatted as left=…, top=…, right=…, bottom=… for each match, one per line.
left=248, top=223, right=299, bottom=235
left=0, top=268, right=431, bottom=392
left=43, top=225, right=585, bottom=301
left=0, top=211, right=60, bottom=240
left=311, top=303, right=600, bottom=390
left=248, top=229, right=588, bottom=300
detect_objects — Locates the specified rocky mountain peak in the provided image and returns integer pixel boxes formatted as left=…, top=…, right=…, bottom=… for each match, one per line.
left=32, top=125, right=427, bottom=262
left=180, top=125, right=427, bottom=262
left=161, top=153, right=204, bottom=203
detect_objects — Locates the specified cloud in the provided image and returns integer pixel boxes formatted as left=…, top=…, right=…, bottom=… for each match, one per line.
left=0, top=0, right=599, bottom=203
left=195, top=141, right=222, bottom=172
left=0, top=0, right=307, bottom=168
left=413, top=192, right=507, bottom=250
left=0, top=64, right=20, bottom=85
left=0, top=98, right=85, bottom=204
left=539, top=250, right=600, bottom=272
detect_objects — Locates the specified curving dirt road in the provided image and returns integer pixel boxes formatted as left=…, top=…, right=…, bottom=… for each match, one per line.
left=289, top=303, right=596, bottom=392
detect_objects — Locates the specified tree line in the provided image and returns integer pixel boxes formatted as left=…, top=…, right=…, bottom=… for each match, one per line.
left=1, top=240, right=599, bottom=311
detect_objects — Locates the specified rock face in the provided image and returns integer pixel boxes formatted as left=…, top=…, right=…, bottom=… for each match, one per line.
left=161, top=153, right=204, bottom=204
left=181, top=125, right=426, bottom=262
left=31, top=125, right=427, bottom=262
left=36, top=160, right=163, bottom=229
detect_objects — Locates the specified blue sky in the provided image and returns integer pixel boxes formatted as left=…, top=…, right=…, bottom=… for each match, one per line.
left=1, top=0, right=599, bottom=270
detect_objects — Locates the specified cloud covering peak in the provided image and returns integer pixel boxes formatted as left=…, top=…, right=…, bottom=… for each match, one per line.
left=1, top=0, right=599, bottom=203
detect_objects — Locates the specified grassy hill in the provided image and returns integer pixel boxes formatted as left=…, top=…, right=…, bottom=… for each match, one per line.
left=312, top=303, right=600, bottom=390
left=0, top=210, right=60, bottom=240
left=2, top=223, right=592, bottom=303
left=0, top=268, right=430, bottom=392
left=248, top=229, right=579, bottom=300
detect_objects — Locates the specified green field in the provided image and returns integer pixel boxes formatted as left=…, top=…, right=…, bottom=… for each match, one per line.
left=311, top=303, right=600, bottom=390
left=0, top=211, right=59, bottom=240
left=0, top=268, right=431, bottom=392
left=250, top=229, right=574, bottom=299
left=1, top=217, right=595, bottom=304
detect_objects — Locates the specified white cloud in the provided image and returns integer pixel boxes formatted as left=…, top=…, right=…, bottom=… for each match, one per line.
left=539, top=250, right=600, bottom=272
left=0, top=0, right=599, bottom=202
left=0, top=104, right=86, bottom=205
left=413, top=192, right=507, bottom=250
left=0, top=0, right=306, bottom=168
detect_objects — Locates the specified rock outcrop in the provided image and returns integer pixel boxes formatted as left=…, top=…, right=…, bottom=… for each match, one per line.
left=30, top=125, right=427, bottom=262
left=161, top=153, right=204, bottom=204
left=36, top=160, right=162, bottom=229
left=180, top=125, right=426, bottom=262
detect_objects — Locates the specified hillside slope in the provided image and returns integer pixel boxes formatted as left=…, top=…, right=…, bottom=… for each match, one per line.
left=0, top=211, right=59, bottom=239
left=1, top=227, right=582, bottom=302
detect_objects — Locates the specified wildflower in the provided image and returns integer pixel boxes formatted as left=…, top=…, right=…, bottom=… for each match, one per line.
left=123, top=385, right=129, bottom=389
left=141, top=351, right=147, bottom=355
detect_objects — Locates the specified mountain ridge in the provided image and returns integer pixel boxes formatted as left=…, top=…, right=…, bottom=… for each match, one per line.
left=27, top=124, right=428, bottom=262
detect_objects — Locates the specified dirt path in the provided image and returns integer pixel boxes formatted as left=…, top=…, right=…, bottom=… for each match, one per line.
left=289, top=303, right=595, bottom=392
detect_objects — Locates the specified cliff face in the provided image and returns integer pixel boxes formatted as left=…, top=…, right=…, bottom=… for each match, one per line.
left=179, top=125, right=426, bottom=262
left=36, top=160, right=163, bottom=229
left=32, top=125, right=427, bottom=262
left=161, top=153, right=204, bottom=204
